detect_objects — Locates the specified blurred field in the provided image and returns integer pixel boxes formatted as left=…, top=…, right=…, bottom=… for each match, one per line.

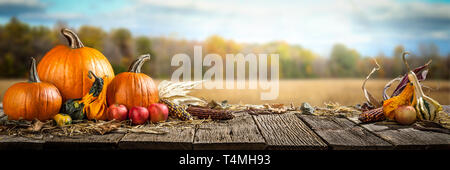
left=189, top=79, right=450, bottom=106
left=1, top=79, right=449, bottom=107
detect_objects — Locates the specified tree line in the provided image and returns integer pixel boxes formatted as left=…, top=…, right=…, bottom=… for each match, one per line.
left=0, top=17, right=448, bottom=79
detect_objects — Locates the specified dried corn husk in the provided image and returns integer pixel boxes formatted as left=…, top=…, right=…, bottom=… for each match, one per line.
left=391, top=59, right=431, bottom=97
left=158, top=80, right=207, bottom=106
left=363, top=55, right=431, bottom=108
left=362, top=59, right=382, bottom=108
left=382, top=77, right=402, bottom=100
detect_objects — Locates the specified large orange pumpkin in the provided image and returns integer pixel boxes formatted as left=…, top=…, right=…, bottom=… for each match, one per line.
left=3, top=58, right=62, bottom=121
left=37, top=28, right=115, bottom=102
left=107, top=54, right=159, bottom=110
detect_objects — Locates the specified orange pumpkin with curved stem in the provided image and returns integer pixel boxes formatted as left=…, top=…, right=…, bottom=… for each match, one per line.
left=37, top=28, right=115, bottom=102
left=106, top=54, right=159, bottom=110
left=3, top=58, right=62, bottom=121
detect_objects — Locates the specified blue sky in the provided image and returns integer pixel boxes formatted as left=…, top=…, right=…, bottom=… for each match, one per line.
left=0, top=0, right=449, bottom=57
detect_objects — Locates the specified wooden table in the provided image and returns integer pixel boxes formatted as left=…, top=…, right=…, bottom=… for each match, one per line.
left=1, top=106, right=449, bottom=150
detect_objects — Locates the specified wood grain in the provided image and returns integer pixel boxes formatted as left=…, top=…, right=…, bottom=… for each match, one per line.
left=253, top=112, right=327, bottom=150
left=348, top=117, right=450, bottom=150
left=119, top=126, right=195, bottom=150
left=0, top=105, right=449, bottom=150
left=0, top=135, right=44, bottom=150
left=194, top=112, right=266, bottom=150
left=298, top=114, right=392, bottom=150
left=44, top=133, right=125, bottom=150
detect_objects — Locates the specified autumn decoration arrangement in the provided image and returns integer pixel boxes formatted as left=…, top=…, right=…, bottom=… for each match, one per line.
left=1, top=28, right=232, bottom=133
left=0, top=28, right=449, bottom=138
left=359, top=52, right=449, bottom=130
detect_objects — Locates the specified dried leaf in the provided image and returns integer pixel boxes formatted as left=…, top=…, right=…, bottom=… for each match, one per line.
left=267, top=103, right=285, bottom=109
left=263, top=104, right=288, bottom=114
left=314, top=102, right=361, bottom=117
left=26, top=119, right=45, bottom=132
left=206, top=100, right=231, bottom=109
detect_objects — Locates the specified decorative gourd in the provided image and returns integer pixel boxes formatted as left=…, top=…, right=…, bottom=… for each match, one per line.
left=54, top=114, right=72, bottom=126
left=107, top=54, right=159, bottom=110
left=382, top=83, right=414, bottom=120
left=3, top=58, right=62, bottom=121
left=402, top=52, right=442, bottom=121
left=62, top=71, right=109, bottom=120
left=37, top=28, right=115, bottom=102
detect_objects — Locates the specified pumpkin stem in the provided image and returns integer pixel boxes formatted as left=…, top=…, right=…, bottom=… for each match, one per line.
left=61, top=28, right=84, bottom=49
left=128, top=54, right=151, bottom=73
left=29, top=57, right=41, bottom=83
left=88, top=71, right=99, bottom=79
left=402, top=51, right=411, bottom=72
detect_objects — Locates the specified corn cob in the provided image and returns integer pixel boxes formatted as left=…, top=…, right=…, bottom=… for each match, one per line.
left=186, top=106, right=234, bottom=120
left=160, top=98, right=193, bottom=121
left=359, top=107, right=385, bottom=123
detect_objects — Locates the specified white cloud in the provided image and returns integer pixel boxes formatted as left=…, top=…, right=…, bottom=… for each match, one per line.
left=0, top=0, right=43, bottom=6
left=2, top=0, right=448, bottom=56
left=20, top=12, right=84, bottom=20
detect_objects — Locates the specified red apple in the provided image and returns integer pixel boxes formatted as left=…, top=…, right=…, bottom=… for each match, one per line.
left=394, top=105, right=417, bottom=125
left=148, top=103, right=169, bottom=123
left=107, top=104, right=128, bottom=121
left=129, top=106, right=149, bottom=125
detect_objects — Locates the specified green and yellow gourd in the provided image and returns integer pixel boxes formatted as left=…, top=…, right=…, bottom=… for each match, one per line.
left=54, top=114, right=72, bottom=126
left=402, top=52, right=442, bottom=121
left=62, top=71, right=109, bottom=120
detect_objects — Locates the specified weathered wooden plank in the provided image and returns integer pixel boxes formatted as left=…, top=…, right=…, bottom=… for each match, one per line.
left=119, top=127, right=195, bottom=150
left=44, top=133, right=125, bottom=150
left=194, top=112, right=266, bottom=150
left=0, top=135, right=44, bottom=150
left=0, top=107, right=46, bottom=150
left=253, top=112, right=327, bottom=150
left=298, top=114, right=392, bottom=150
left=348, top=117, right=450, bottom=150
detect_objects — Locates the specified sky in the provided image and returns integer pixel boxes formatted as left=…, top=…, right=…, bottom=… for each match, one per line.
left=0, top=0, right=449, bottom=57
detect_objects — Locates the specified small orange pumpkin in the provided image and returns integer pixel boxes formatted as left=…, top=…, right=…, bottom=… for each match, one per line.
left=3, top=58, right=62, bottom=121
left=37, top=28, right=115, bottom=102
left=106, top=54, right=159, bottom=110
